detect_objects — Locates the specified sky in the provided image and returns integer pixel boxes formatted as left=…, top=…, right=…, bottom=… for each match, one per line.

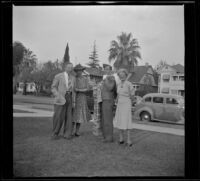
left=13, top=5, right=184, bottom=68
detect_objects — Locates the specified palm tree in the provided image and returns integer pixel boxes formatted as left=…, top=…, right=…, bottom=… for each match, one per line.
left=108, top=32, right=141, bottom=73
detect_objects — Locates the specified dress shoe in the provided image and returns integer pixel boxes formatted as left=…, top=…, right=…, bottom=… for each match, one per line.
left=74, top=133, right=80, bottom=137
left=118, top=141, right=125, bottom=144
left=126, top=143, right=133, bottom=147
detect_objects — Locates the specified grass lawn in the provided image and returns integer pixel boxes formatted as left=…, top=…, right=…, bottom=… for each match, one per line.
left=13, top=117, right=184, bottom=177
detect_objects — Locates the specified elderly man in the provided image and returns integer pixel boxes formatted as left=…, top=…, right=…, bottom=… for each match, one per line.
left=51, top=62, right=76, bottom=140
left=101, top=64, right=117, bottom=142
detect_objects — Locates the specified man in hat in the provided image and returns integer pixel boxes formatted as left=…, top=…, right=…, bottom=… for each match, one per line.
left=51, top=62, right=76, bottom=140
left=101, top=64, right=117, bottom=142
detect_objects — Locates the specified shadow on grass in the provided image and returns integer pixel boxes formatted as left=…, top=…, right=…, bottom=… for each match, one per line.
left=13, top=117, right=184, bottom=177
left=13, top=109, right=35, bottom=113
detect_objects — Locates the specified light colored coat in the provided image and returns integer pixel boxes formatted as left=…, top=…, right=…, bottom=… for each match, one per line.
left=51, top=72, right=76, bottom=105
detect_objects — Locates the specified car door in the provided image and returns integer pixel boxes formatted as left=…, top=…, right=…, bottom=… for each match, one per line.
left=164, top=97, right=181, bottom=122
left=151, top=96, right=165, bottom=120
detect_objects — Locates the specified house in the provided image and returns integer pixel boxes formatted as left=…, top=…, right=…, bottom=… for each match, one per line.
left=83, top=67, right=104, bottom=85
left=17, top=82, right=36, bottom=93
left=158, top=64, right=184, bottom=97
left=128, top=63, right=158, bottom=96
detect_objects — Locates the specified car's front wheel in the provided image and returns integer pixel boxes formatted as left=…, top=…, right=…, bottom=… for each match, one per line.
left=140, top=111, right=151, bottom=122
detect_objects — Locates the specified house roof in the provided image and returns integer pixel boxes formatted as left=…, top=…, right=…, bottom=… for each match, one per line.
left=84, top=67, right=115, bottom=77
left=128, top=66, right=152, bottom=83
left=84, top=67, right=104, bottom=77
left=171, top=64, right=184, bottom=73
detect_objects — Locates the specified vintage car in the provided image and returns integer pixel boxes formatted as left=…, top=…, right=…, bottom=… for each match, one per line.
left=133, top=93, right=184, bottom=124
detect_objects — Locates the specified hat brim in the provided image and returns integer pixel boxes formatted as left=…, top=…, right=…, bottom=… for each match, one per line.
left=74, top=68, right=85, bottom=71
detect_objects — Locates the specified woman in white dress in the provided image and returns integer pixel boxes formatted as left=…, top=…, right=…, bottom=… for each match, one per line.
left=114, top=68, right=135, bottom=147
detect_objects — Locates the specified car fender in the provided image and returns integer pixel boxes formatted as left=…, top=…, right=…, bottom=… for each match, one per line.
left=134, top=106, right=154, bottom=119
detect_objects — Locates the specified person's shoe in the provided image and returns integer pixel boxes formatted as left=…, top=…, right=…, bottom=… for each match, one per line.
left=126, top=143, right=133, bottom=147
left=74, top=133, right=80, bottom=137
left=118, top=141, right=125, bottom=144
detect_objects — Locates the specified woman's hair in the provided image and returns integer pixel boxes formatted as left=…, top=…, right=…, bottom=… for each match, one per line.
left=117, top=68, right=129, bottom=77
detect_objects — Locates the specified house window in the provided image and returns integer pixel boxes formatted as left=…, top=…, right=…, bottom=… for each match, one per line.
left=162, top=74, right=170, bottom=82
left=171, top=90, right=178, bottom=95
left=179, top=76, right=184, bottom=81
left=153, top=97, right=164, bottom=104
left=166, top=98, right=179, bottom=105
left=178, top=90, right=184, bottom=96
left=173, top=76, right=178, bottom=81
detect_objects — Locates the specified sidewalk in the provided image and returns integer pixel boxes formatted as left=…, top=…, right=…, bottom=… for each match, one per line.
left=13, top=104, right=184, bottom=136
left=13, top=104, right=53, bottom=117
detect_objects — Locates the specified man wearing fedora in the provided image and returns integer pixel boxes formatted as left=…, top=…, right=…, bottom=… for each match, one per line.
left=51, top=62, right=76, bottom=140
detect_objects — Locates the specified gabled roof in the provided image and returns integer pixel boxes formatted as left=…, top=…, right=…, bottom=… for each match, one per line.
left=128, top=65, right=153, bottom=83
left=84, top=67, right=115, bottom=77
left=84, top=67, right=104, bottom=77
left=171, top=64, right=184, bottom=73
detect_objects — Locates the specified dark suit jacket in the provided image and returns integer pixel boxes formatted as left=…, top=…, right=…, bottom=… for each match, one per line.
left=101, top=75, right=117, bottom=101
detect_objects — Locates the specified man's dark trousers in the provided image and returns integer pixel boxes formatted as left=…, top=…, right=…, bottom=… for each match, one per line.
left=52, top=92, right=73, bottom=138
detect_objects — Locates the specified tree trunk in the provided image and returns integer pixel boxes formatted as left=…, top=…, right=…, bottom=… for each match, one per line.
left=23, top=81, right=27, bottom=95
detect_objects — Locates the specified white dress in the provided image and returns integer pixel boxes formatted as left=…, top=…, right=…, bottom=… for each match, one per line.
left=114, top=80, right=135, bottom=130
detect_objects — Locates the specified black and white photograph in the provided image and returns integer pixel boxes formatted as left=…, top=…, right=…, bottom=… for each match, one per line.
left=12, top=4, right=186, bottom=177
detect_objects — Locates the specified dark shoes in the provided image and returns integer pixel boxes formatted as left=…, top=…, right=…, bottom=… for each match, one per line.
left=118, top=140, right=133, bottom=147
left=127, top=143, right=133, bottom=147
left=74, top=133, right=80, bottom=137
left=118, top=141, right=125, bottom=144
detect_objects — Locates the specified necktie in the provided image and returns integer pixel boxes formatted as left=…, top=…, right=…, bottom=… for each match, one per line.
left=68, top=76, right=72, bottom=92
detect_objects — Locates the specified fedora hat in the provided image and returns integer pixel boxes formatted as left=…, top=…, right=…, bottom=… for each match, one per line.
left=74, top=64, right=85, bottom=71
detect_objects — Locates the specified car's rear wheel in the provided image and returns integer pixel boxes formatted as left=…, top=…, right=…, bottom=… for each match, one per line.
left=140, top=111, right=151, bottom=122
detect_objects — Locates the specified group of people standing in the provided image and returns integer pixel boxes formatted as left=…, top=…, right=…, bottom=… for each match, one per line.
left=51, top=62, right=135, bottom=147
